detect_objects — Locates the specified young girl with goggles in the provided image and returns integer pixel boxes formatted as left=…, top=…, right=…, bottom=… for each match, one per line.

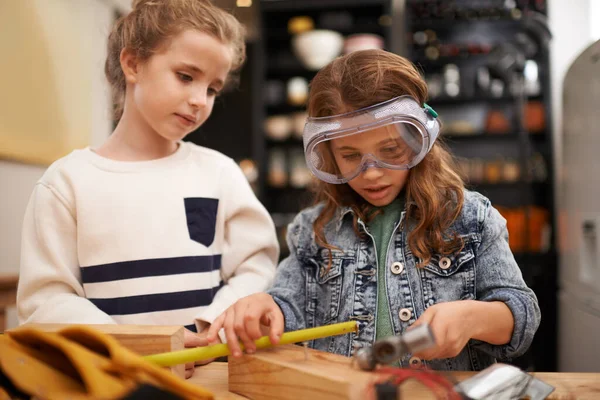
left=208, top=49, right=540, bottom=371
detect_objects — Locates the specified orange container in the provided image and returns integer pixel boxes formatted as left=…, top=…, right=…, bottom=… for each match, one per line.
left=496, top=206, right=549, bottom=253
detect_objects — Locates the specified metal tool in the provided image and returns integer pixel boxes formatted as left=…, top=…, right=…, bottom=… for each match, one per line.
left=354, top=323, right=435, bottom=371
left=454, top=363, right=555, bottom=400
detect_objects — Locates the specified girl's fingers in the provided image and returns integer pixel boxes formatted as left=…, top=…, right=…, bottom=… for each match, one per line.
left=224, top=309, right=243, bottom=357
left=195, top=357, right=216, bottom=366
left=245, top=304, right=267, bottom=342
left=206, top=313, right=226, bottom=342
left=408, top=308, right=435, bottom=330
left=184, top=331, right=208, bottom=348
left=266, top=310, right=284, bottom=345
left=233, top=301, right=256, bottom=353
left=185, top=361, right=195, bottom=379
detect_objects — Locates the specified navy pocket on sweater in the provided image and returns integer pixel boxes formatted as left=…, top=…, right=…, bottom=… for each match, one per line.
left=184, top=198, right=219, bottom=247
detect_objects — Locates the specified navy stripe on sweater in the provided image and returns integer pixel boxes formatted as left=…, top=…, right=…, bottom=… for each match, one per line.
left=89, top=286, right=222, bottom=316
left=80, top=255, right=222, bottom=283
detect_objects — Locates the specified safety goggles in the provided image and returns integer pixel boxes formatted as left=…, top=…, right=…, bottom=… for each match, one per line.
left=303, top=95, right=440, bottom=184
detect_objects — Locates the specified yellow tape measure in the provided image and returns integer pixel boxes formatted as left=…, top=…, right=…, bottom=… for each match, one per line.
left=144, top=320, right=358, bottom=367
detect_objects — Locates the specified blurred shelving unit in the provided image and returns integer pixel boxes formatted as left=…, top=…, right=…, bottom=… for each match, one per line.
left=258, top=0, right=393, bottom=258
left=255, top=0, right=557, bottom=373
left=403, top=0, right=556, bottom=371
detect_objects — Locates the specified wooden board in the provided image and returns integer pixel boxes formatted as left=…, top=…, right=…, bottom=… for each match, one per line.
left=191, top=362, right=246, bottom=400
left=12, top=323, right=186, bottom=378
left=195, top=360, right=600, bottom=400
left=227, top=345, right=600, bottom=400
left=532, top=372, right=600, bottom=399
left=452, top=371, right=600, bottom=400
left=227, top=344, right=442, bottom=400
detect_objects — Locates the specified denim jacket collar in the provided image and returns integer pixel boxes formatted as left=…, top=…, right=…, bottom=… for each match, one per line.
left=334, top=206, right=354, bottom=233
left=334, top=200, right=414, bottom=233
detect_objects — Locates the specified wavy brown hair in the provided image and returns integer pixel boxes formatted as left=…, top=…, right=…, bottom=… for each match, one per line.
left=105, top=0, right=246, bottom=121
left=308, top=49, right=465, bottom=267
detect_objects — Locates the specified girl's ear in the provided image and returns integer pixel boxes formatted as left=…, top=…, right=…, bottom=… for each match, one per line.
left=120, top=48, right=140, bottom=84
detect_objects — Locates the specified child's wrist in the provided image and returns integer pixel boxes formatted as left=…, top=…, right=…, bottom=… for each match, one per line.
left=464, top=300, right=512, bottom=343
left=462, top=300, right=485, bottom=339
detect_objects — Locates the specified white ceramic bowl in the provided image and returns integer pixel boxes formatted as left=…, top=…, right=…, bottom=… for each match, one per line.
left=292, top=30, right=344, bottom=70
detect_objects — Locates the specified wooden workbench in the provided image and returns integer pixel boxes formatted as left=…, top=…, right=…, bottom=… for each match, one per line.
left=190, top=361, right=600, bottom=399
left=6, top=322, right=599, bottom=398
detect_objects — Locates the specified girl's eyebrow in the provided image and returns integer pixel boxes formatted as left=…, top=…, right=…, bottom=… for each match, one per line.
left=179, top=62, right=202, bottom=73
left=335, top=145, right=358, bottom=151
left=178, top=62, right=225, bottom=88
left=335, top=138, right=397, bottom=152
left=377, top=138, right=396, bottom=146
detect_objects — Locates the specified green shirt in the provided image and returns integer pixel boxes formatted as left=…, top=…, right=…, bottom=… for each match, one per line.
left=367, top=197, right=405, bottom=341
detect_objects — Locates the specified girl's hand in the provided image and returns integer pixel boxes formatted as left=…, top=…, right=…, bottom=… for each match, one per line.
left=206, top=293, right=284, bottom=358
left=183, top=327, right=221, bottom=378
left=409, top=300, right=477, bottom=360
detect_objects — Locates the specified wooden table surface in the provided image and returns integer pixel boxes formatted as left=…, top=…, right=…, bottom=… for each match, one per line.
left=190, top=362, right=600, bottom=399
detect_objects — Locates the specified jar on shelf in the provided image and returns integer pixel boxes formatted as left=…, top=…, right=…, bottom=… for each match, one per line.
left=267, top=149, right=288, bottom=188
left=289, top=148, right=312, bottom=188
left=292, top=111, right=308, bottom=139
left=503, top=159, right=521, bottom=183
left=287, top=77, right=309, bottom=106
left=264, top=115, right=293, bottom=141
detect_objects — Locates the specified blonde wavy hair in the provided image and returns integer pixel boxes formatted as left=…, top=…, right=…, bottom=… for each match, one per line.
left=105, top=0, right=246, bottom=121
left=308, top=49, right=465, bottom=267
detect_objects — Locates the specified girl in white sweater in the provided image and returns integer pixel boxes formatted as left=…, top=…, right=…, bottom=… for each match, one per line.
left=17, top=0, right=279, bottom=377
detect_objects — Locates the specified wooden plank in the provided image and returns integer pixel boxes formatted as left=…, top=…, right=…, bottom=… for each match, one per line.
left=452, top=371, right=600, bottom=400
left=512, top=372, right=600, bottom=400
left=228, top=345, right=600, bottom=400
left=198, top=359, right=437, bottom=400
left=12, top=323, right=186, bottom=378
left=228, top=344, right=404, bottom=400
left=190, top=362, right=246, bottom=400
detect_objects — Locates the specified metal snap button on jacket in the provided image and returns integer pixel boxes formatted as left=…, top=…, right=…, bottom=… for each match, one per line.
left=409, top=356, right=422, bottom=368
left=391, top=262, right=404, bottom=274
left=439, top=257, right=451, bottom=270
left=398, top=308, right=412, bottom=321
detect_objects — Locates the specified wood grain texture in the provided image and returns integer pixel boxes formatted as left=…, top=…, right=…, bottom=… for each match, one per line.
left=13, top=323, right=186, bottom=378
left=452, top=371, right=600, bottom=400
left=515, top=372, right=600, bottom=400
left=225, top=345, right=600, bottom=400
left=192, top=361, right=600, bottom=400
left=191, top=362, right=245, bottom=400
left=228, top=344, right=389, bottom=400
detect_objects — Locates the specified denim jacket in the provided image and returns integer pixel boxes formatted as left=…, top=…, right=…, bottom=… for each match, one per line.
left=267, top=190, right=540, bottom=371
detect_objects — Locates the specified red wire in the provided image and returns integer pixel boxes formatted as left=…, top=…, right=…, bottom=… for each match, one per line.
left=372, top=367, right=463, bottom=400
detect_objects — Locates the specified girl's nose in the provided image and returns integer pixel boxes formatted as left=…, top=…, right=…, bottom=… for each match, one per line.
left=189, top=89, right=207, bottom=108
left=362, top=164, right=385, bottom=181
